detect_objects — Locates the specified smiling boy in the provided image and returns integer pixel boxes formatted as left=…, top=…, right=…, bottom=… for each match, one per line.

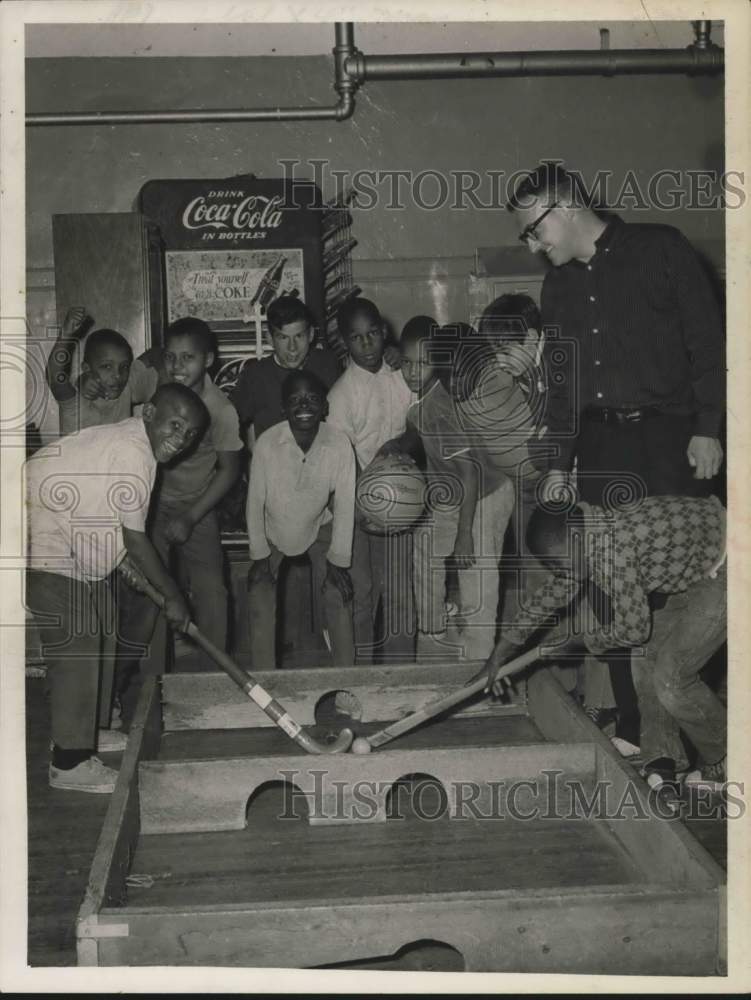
left=230, top=295, right=342, bottom=443
left=117, top=316, right=243, bottom=680
left=245, top=370, right=356, bottom=669
left=26, top=384, right=208, bottom=792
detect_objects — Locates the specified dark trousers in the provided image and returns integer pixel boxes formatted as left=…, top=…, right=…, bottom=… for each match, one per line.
left=118, top=499, right=228, bottom=681
left=27, top=570, right=116, bottom=749
left=576, top=411, right=716, bottom=739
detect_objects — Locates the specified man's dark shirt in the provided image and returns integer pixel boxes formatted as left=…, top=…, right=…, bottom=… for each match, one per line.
left=230, top=347, right=342, bottom=439
left=540, top=217, right=725, bottom=470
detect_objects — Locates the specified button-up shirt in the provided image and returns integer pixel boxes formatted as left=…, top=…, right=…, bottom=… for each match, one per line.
left=246, top=421, right=356, bottom=567
left=504, top=494, right=725, bottom=655
left=327, top=361, right=415, bottom=470
left=541, top=217, right=725, bottom=470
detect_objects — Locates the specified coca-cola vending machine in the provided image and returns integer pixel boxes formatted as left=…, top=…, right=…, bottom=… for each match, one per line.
left=139, top=174, right=326, bottom=369
left=138, top=175, right=328, bottom=540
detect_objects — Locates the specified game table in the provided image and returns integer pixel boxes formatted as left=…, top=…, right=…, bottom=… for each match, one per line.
left=76, top=662, right=725, bottom=973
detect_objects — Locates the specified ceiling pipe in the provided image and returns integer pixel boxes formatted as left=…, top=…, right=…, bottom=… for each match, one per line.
left=26, top=22, right=358, bottom=126
left=25, top=20, right=722, bottom=127
left=346, top=21, right=723, bottom=80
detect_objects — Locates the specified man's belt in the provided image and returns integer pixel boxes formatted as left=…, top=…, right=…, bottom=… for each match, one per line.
left=583, top=405, right=662, bottom=424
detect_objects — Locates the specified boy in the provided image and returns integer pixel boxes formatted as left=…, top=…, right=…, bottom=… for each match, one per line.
left=398, top=318, right=515, bottom=661
left=230, top=295, right=342, bottom=443
left=481, top=495, right=727, bottom=792
left=45, top=306, right=159, bottom=436
left=26, top=384, right=208, bottom=792
left=327, top=297, right=417, bottom=662
left=118, top=317, right=243, bottom=678
left=246, top=371, right=356, bottom=669
left=480, top=294, right=618, bottom=740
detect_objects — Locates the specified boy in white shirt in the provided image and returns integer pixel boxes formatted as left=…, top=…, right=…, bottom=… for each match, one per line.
left=246, top=371, right=356, bottom=668
left=327, top=298, right=416, bottom=662
left=26, top=385, right=207, bottom=793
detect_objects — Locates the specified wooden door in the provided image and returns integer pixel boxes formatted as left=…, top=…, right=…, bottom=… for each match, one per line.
left=52, top=213, right=153, bottom=356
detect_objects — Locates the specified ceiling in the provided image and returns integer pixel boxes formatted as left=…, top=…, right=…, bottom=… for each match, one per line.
left=25, top=20, right=724, bottom=59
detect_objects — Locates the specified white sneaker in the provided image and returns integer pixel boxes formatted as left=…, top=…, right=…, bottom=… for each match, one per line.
left=49, top=756, right=118, bottom=793
left=96, top=728, right=128, bottom=753
left=611, top=736, right=642, bottom=760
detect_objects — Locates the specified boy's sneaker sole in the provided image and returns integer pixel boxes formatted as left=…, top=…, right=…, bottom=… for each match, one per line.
left=48, top=756, right=118, bottom=793
left=97, top=728, right=128, bottom=753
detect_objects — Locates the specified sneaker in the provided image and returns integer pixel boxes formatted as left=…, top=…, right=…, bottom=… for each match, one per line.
left=611, top=735, right=642, bottom=761
left=49, top=756, right=118, bottom=793
left=684, top=758, right=726, bottom=793
left=640, top=757, right=681, bottom=813
left=96, top=728, right=128, bottom=753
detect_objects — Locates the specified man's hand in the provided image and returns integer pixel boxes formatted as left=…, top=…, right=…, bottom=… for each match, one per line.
left=451, top=529, right=475, bottom=569
left=61, top=306, right=89, bottom=340
left=383, top=344, right=402, bottom=370
left=163, top=594, right=191, bottom=633
left=78, top=370, right=107, bottom=401
left=164, top=512, right=196, bottom=545
left=687, top=435, right=723, bottom=480
left=325, top=562, right=354, bottom=604
left=248, top=556, right=274, bottom=587
left=539, top=469, right=576, bottom=504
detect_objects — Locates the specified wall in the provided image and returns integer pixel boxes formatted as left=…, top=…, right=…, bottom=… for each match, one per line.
left=25, top=54, right=725, bottom=436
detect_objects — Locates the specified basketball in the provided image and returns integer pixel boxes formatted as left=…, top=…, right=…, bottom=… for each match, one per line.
left=356, top=452, right=427, bottom=534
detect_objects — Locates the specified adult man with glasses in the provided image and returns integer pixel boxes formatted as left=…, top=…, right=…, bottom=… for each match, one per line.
left=506, top=161, right=725, bottom=756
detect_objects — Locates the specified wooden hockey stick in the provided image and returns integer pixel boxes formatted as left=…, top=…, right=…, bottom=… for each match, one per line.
left=120, top=563, right=353, bottom=755
left=363, top=645, right=543, bottom=751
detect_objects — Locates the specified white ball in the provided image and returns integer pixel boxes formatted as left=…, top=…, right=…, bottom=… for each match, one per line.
left=351, top=737, right=372, bottom=755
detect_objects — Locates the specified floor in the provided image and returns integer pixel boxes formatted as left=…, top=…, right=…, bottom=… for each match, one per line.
left=26, top=672, right=728, bottom=968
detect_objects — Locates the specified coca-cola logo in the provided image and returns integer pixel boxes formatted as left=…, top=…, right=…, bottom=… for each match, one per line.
left=182, top=193, right=284, bottom=232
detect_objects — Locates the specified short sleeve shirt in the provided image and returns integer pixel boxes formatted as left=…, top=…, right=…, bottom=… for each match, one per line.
left=57, top=358, right=159, bottom=437
left=230, top=348, right=342, bottom=439
left=26, top=416, right=156, bottom=581
left=159, top=374, right=243, bottom=500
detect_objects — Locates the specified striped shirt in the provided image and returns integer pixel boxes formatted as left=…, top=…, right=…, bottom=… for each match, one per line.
left=541, top=217, right=725, bottom=470
left=504, top=494, right=725, bottom=654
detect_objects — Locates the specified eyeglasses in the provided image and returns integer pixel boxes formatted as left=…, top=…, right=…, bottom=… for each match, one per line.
left=518, top=202, right=558, bottom=245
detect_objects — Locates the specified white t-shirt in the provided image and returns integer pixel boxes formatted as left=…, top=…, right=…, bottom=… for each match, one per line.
left=327, top=362, right=415, bottom=469
left=26, top=417, right=156, bottom=581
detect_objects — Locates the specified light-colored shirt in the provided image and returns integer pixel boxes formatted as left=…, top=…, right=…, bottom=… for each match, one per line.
left=26, top=417, right=156, bottom=581
left=327, top=362, right=415, bottom=470
left=246, top=422, right=356, bottom=567
left=58, top=358, right=159, bottom=437
left=160, top=374, right=243, bottom=500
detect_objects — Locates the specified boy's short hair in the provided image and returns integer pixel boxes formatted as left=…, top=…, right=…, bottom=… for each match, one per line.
left=267, top=295, right=314, bottom=333
left=526, top=504, right=586, bottom=558
left=165, top=316, right=216, bottom=357
left=82, top=329, right=134, bottom=366
left=399, top=315, right=437, bottom=350
left=150, top=382, right=210, bottom=432
left=336, top=297, right=381, bottom=339
left=281, top=369, right=328, bottom=406
left=479, top=294, right=541, bottom=345
left=507, top=161, right=578, bottom=213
